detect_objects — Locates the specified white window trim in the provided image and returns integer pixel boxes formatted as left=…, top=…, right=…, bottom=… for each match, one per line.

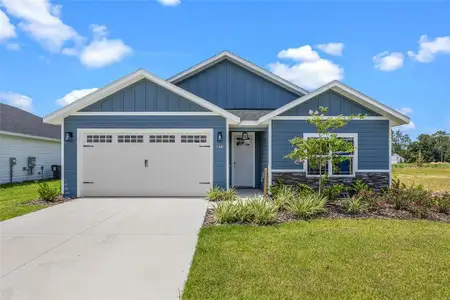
left=303, top=133, right=358, bottom=178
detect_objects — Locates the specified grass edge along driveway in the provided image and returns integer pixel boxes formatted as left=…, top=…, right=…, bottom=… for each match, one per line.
left=183, top=219, right=450, bottom=300
left=0, top=180, right=61, bottom=221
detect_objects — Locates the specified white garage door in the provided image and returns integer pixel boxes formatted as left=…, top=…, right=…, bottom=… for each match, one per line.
left=78, top=130, right=212, bottom=197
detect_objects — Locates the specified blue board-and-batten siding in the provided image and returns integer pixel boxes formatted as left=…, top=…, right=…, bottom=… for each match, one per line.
left=282, top=91, right=381, bottom=116
left=176, top=59, right=303, bottom=110
left=63, top=115, right=226, bottom=197
left=271, top=120, right=389, bottom=171
left=81, top=79, right=208, bottom=112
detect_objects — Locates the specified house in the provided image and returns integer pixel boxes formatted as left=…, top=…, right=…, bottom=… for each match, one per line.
left=43, top=51, right=410, bottom=197
left=391, top=153, right=406, bottom=164
left=0, top=103, right=61, bottom=184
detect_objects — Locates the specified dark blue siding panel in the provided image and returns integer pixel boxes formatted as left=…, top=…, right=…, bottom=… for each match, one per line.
left=176, top=59, right=303, bottom=109
left=81, top=79, right=207, bottom=112
left=282, top=91, right=380, bottom=116
left=271, top=120, right=389, bottom=170
left=63, top=116, right=226, bottom=197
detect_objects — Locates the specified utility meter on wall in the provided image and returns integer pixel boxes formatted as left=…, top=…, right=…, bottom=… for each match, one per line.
left=28, top=157, right=36, bottom=168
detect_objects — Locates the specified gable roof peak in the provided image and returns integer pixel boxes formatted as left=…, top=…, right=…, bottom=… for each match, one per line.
left=167, top=51, right=309, bottom=96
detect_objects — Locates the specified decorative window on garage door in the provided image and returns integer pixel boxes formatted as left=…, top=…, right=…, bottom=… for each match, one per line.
left=118, top=135, right=144, bottom=143
left=86, top=135, right=113, bottom=143
left=149, top=135, right=176, bottom=143
left=181, top=135, right=207, bottom=143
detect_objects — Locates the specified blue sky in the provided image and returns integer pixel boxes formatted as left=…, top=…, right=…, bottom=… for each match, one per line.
left=0, top=1, right=449, bottom=138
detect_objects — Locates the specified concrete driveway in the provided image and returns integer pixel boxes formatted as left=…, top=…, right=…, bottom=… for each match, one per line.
left=0, top=198, right=208, bottom=300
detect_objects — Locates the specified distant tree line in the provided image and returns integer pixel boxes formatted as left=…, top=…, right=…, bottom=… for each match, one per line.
left=392, top=130, right=450, bottom=163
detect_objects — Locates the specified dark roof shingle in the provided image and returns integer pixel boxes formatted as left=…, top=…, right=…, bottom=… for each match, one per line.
left=0, top=103, right=60, bottom=140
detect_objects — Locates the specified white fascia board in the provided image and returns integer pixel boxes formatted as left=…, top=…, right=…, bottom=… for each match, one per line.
left=0, top=130, right=60, bottom=142
left=258, top=81, right=411, bottom=126
left=71, top=112, right=220, bottom=116
left=43, top=69, right=240, bottom=125
left=168, top=51, right=309, bottom=96
left=273, top=116, right=389, bottom=121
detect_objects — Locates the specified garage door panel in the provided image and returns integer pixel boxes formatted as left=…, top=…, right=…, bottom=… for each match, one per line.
left=79, top=131, right=212, bottom=197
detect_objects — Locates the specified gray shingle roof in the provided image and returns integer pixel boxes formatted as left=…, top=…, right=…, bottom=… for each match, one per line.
left=227, top=110, right=273, bottom=121
left=0, top=103, right=60, bottom=140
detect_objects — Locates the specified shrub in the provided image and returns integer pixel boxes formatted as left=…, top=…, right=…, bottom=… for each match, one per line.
left=351, top=180, right=370, bottom=194
left=273, top=185, right=297, bottom=210
left=37, top=182, right=60, bottom=202
left=269, top=179, right=285, bottom=199
left=384, top=185, right=434, bottom=218
left=355, top=189, right=382, bottom=211
left=206, top=187, right=238, bottom=202
left=323, top=184, right=345, bottom=201
left=286, top=193, right=327, bottom=219
left=214, top=200, right=251, bottom=224
left=436, top=193, right=450, bottom=215
left=247, top=197, right=278, bottom=225
left=342, top=196, right=367, bottom=214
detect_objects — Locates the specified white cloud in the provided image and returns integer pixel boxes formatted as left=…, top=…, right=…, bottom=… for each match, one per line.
left=277, top=45, right=320, bottom=62
left=0, top=0, right=80, bottom=52
left=56, top=88, right=98, bottom=106
left=0, top=91, right=33, bottom=112
left=373, top=51, right=404, bottom=71
left=316, top=42, right=344, bottom=56
left=78, top=24, right=132, bottom=68
left=158, top=0, right=181, bottom=6
left=269, top=44, right=344, bottom=90
left=6, top=42, right=20, bottom=50
left=396, top=107, right=415, bottom=131
left=0, top=9, right=16, bottom=42
left=407, top=35, right=450, bottom=63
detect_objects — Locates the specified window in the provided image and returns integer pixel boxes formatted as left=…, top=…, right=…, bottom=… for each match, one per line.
left=86, top=135, right=112, bottom=143
left=304, top=134, right=357, bottom=177
left=181, top=135, right=207, bottom=143
left=149, top=135, right=175, bottom=143
left=118, top=135, right=144, bottom=143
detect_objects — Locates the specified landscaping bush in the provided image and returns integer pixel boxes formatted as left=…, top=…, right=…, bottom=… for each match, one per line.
left=342, top=196, right=367, bottom=214
left=273, top=185, right=297, bottom=210
left=355, top=189, right=382, bottom=211
left=323, top=184, right=345, bottom=200
left=436, top=193, right=450, bottom=215
left=214, top=198, right=277, bottom=225
left=214, top=200, right=250, bottom=224
left=247, top=197, right=278, bottom=225
left=286, top=193, right=327, bottom=219
left=207, top=187, right=238, bottom=202
left=351, top=180, right=370, bottom=194
left=37, top=182, right=60, bottom=202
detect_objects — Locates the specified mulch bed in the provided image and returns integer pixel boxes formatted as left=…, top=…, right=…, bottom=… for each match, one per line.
left=203, top=201, right=450, bottom=227
left=24, top=195, right=74, bottom=206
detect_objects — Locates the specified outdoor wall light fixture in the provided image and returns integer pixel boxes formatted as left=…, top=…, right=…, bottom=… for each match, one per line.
left=65, top=132, right=73, bottom=142
left=241, top=132, right=249, bottom=140
left=217, top=132, right=223, bottom=142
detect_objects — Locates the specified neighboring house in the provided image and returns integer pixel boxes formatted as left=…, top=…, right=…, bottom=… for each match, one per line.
left=391, top=153, right=405, bottom=164
left=0, top=103, right=61, bottom=184
left=44, top=51, right=410, bottom=197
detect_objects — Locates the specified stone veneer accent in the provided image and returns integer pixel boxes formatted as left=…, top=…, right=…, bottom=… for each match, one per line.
left=272, top=172, right=390, bottom=191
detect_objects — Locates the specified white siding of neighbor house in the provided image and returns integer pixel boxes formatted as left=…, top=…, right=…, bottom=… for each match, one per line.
left=0, top=134, right=61, bottom=184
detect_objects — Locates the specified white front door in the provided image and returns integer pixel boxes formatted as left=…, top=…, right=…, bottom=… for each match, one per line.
left=232, top=132, right=255, bottom=187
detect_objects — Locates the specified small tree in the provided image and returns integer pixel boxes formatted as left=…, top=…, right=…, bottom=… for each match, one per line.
left=285, top=107, right=363, bottom=194
left=416, top=149, right=424, bottom=167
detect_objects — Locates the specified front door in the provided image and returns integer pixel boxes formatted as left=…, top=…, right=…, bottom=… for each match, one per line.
left=232, top=132, right=255, bottom=187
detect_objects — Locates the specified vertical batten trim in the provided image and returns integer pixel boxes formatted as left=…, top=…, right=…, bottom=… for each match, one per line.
left=268, top=120, right=272, bottom=190
left=226, top=119, right=230, bottom=190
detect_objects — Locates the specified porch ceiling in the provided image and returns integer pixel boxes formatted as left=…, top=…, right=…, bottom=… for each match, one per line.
left=227, top=110, right=273, bottom=121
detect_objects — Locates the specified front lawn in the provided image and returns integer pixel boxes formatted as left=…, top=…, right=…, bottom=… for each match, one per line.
left=183, top=219, right=450, bottom=299
left=0, top=180, right=61, bottom=221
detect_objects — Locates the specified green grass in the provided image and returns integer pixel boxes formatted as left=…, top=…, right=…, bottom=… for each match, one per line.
left=393, top=167, right=450, bottom=192
left=183, top=219, right=450, bottom=300
left=0, top=180, right=61, bottom=221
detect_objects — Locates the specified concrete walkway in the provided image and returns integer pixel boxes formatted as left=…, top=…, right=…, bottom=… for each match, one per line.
left=0, top=197, right=208, bottom=300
